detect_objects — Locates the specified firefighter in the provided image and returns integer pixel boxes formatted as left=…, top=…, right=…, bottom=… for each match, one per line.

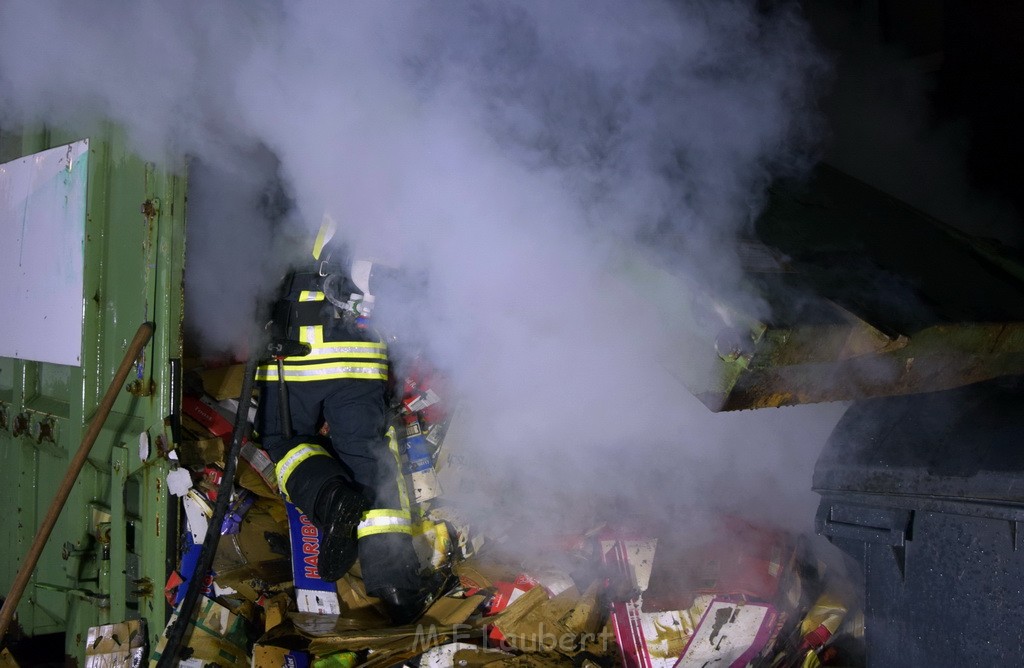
left=255, top=215, right=429, bottom=624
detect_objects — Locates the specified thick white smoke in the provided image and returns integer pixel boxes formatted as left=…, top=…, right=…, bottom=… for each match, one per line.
left=0, top=1, right=842, bottom=532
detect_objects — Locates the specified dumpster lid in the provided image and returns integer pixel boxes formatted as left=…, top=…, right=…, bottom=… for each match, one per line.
left=812, top=377, right=1024, bottom=504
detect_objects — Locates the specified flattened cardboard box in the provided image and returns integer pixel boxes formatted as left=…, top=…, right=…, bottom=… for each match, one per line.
left=199, top=363, right=247, bottom=400
left=251, top=645, right=312, bottom=667
left=676, top=598, right=779, bottom=667
left=149, top=599, right=250, bottom=668
left=287, top=501, right=342, bottom=614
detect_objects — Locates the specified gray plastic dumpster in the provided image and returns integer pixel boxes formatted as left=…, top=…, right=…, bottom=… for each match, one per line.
left=814, top=377, right=1024, bottom=666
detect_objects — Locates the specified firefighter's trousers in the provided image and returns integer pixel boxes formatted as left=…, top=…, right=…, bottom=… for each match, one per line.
left=256, top=377, right=419, bottom=592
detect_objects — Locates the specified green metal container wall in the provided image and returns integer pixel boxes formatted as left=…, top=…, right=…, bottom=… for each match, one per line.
left=0, top=125, right=185, bottom=660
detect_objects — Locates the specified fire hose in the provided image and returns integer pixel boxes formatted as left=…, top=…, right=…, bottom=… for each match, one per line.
left=156, top=334, right=307, bottom=666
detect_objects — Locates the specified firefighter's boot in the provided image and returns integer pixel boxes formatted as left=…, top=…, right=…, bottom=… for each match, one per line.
left=276, top=442, right=369, bottom=582
left=373, top=585, right=430, bottom=626
left=314, top=480, right=370, bottom=581
left=372, top=565, right=453, bottom=625
left=359, top=530, right=434, bottom=625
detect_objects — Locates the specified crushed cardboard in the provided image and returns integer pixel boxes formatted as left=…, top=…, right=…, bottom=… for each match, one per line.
left=453, top=650, right=578, bottom=668
left=489, top=584, right=606, bottom=656
left=176, top=436, right=225, bottom=468
left=197, top=363, right=247, bottom=401
left=263, top=593, right=293, bottom=632
left=149, top=599, right=250, bottom=668
left=334, top=573, right=388, bottom=625
left=294, top=592, right=489, bottom=663
left=166, top=358, right=860, bottom=667
left=251, top=644, right=313, bottom=667
left=420, top=643, right=511, bottom=667
left=422, top=593, right=489, bottom=627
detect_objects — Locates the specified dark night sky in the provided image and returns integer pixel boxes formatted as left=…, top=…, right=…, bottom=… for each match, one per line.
left=935, top=3, right=1024, bottom=215
left=806, top=0, right=1024, bottom=250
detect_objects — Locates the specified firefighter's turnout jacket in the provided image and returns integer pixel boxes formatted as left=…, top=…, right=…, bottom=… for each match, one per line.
left=255, top=217, right=417, bottom=592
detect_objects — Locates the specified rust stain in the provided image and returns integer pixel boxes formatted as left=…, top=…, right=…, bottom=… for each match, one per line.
left=36, top=417, right=57, bottom=444
left=140, top=199, right=157, bottom=220
left=133, top=577, right=153, bottom=598
left=125, top=379, right=155, bottom=397
left=12, top=413, right=30, bottom=438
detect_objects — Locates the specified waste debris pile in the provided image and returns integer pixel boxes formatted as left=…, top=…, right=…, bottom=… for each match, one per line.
left=91, top=358, right=864, bottom=668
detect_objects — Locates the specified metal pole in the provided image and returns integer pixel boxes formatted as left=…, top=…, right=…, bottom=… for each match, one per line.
left=0, top=322, right=155, bottom=641
left=277, top=356, right=292, bottom=438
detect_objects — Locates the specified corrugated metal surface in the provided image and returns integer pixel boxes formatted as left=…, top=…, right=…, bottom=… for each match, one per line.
left=0, top=125, right=185, bottom=659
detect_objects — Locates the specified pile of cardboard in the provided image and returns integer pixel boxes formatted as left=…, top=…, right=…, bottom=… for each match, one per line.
left=79, top=359, right=862, bottom=667
left=597, top=518, right=863, bottom=667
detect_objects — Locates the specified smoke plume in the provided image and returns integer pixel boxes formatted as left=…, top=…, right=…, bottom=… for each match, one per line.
left=0, top=2, right=840, bottom=532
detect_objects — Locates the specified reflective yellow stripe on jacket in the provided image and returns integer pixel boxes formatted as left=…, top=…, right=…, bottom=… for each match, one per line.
left=257, top=363, right=387, bottom=382
left=256, top=325, right=388, bottom=383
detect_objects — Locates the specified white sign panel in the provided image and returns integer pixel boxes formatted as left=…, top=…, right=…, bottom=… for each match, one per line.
left=0, top=140, right=88, bottom=366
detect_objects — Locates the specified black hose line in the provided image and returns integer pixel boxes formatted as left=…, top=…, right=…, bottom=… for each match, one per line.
left=155, top=342, right=260, bottom=667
